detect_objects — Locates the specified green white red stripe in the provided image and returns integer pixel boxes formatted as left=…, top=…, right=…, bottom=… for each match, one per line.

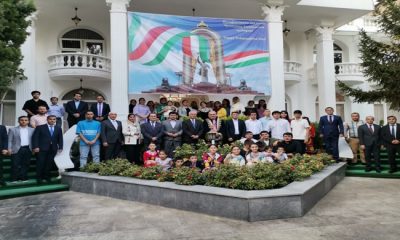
left=182, top=36, right=209, bottom=62
left=224, top=50, right=269, bottom=68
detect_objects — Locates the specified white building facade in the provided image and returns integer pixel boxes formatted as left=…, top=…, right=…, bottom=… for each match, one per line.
left=4, top=0, right=395, bottom=126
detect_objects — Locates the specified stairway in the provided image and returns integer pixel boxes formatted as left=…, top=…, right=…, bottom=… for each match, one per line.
left=345, top=151, right=400, bottom=178
left=0, top=156, right=69, bottom=199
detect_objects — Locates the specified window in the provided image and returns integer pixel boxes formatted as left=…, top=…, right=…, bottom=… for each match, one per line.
left=60, top=29, right=105, bottom=55
left=0, top=90, right=16, bottom=126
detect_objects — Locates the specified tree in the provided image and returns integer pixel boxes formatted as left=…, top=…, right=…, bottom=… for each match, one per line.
left=0, top=0, right=36, bottom=99
left=338, top=0, right=400, bottom=110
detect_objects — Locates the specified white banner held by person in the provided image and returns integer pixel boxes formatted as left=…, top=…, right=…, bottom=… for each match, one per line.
left=339, top=137, right=353, bottom=159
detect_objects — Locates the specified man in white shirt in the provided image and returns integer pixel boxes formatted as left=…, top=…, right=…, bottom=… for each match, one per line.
left=245, top=111, right=263, bottom=139
left=240, top=131, right=257, bottom=144
left=259, top=109, right=273, bottom=131
left=291, top=110, right=310, bottom=154
left=226, top=111, right=246, bottom=143
left=267, top=111, right=291, bottom=140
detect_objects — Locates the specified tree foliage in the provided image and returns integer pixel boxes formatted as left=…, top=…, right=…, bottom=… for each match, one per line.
left=338, top=0, right=400, bottom=110
left=0, top=0, right=35, bottom=97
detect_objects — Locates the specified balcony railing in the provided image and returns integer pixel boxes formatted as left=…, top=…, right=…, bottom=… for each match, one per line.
left=284, top=61, right=302, bottom=84
left=48, top=53, right=111, bottom=80
left=335, top=62, right=364, bottom=85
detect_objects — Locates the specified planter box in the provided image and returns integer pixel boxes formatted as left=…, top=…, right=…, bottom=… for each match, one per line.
left=62, top=163, right=346, bottom=222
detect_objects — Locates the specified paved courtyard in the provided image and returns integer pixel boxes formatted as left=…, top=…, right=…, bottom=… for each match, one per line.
left=0, top=177, right=400, bottom=240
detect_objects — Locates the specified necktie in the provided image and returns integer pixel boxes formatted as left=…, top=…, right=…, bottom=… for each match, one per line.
left=113, top=120, right=118, bottom=130
left=369, top=124, right=374, bottom=133
left=152, top=122, right=155, bottom=128
left=192, top=119, right=195, bottom=128
left=329, top=116, right=333, bottom=123
left=391, top=125, right=396, bottom=138
left=50, top=126, right=54, bottom=136
left=98, top=103, right=102, bottom=116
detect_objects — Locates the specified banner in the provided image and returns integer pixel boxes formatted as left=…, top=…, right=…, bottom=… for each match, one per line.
left=128, top=12, right=271, bottom=96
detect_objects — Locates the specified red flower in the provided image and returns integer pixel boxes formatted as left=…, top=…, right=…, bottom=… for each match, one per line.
left=290, top=165, right=295, bottom=171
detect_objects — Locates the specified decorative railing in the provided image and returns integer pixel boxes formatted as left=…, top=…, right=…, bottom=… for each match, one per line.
left=334, top=63, right=363, bottom=76
left=48, top=53, right=111, bottom=73
left=284, top=61, right=302, bottom=74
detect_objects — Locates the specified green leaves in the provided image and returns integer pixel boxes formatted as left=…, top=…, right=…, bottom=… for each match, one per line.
left=0, top=0, right=35, bottom=95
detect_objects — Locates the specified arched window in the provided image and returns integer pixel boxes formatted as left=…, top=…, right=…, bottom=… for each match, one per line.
left=312, top=43, right=344, bottom=64
left=315, top=93, right=345, bottom=119
left=60, top=28, right=105, bottom=55
left=0, top=90, right=16, bottom=125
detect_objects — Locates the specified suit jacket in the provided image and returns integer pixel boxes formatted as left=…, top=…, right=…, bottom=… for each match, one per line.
left=162, top=120, right=183, bottom=141
left=318, top=115, right=344, bottom=138
left=0, top=125, right=8, bottom=150
left=90, top=102, right=111, bottom=120
left=65, top=100, right=89, bottom=124
left=101, top=119, right=123, bottom=144
left=202, top=118, right=225, bottom=138
left=141, top=121, right=163, bottom=145
left=358, top=124, right=381, bottom=146
left=182, top=119, right=204, bottom=143
left=380, top=123, right=400, bottom=147
left=225, top=119, right=246, bottom=139
left=7, top=126, right=35, bottom=154
left=32, top=124, right=63, bottom=151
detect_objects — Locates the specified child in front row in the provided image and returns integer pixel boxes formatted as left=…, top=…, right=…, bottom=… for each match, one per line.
left=143, top=143, right=158, bottom=167
left=274, top=146, right=288, bottom=163
left=202, top=145, right=223, bottom=170
left=155, top=150, right=173, bottom=171
left=224, top=146, right=245, bottom=166
left=246, top=143, right=270, bottom=166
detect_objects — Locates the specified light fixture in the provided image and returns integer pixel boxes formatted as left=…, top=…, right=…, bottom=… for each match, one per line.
left=78, top=78, right=84, bottom=95
left=283, top=20, right=291, bottom=37
left=71, top=7, right=81, bottom=26
left=192, top=8, right=196, bottom=16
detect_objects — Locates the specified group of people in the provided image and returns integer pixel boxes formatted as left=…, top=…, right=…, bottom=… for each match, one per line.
left=1, top=91, right=400, bottom=186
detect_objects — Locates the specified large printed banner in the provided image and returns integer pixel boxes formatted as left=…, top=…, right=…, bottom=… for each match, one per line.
left=128, top=12, right=271, bottom=95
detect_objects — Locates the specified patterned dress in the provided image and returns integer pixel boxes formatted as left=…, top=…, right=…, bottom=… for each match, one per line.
left=143, top=150, right=158, bottom=167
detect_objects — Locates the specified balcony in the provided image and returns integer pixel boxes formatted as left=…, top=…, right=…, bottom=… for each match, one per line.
left=48, top=53, right=111, bottom=81
left=284, top=61, right=302, bottom=85
left=335, top=63, right=364, bottom=85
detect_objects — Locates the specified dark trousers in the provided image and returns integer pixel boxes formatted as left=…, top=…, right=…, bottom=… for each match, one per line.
left=125, top=144, right=142, bottom=165
left=324, top=136, right=339, bottom=160
left=36, top=148, right=57, bottom=181
left=104, top=142, right=122, bottom=160
left=227, top=134, right=242, bottom=143
left=386, top=144, right=400, bottom=170
left=11, top=147, right=32, bottom=181
left=294, top=139, right=306, bottom=155
left=365, top=143, right=381, bottom=169
left=164, top=139, right=181, bottom=158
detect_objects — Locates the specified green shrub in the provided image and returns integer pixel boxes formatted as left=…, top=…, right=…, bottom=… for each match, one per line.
left=81, top=162, right=102, bottom=173
left=173, top=167, right=204, bottom=185
left=98, top=158, right=132, bottom=176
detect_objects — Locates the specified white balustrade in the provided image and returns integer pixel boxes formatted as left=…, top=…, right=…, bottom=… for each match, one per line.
left=284, top=61, right=302, bottom=74
left=48, top=53, right=111, bottom=80
left=334, top=63, right=363, bottom=76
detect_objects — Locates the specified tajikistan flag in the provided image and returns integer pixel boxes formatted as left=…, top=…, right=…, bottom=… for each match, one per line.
left=224, top=50, right=270, bottom=68
left=182, top=35, right=210, bottom=62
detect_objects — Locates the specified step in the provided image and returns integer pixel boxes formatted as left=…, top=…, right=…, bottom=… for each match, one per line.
left=1, top=177, right=62, bottom=189
left=2, top=171, right=60, bottom=181
left=346, top=169, right=400, bottom=178
left=0, top=184, right=69, bottom=200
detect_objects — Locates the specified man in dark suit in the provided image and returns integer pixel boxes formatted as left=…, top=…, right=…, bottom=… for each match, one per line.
left=101, top=112, right=123, bottom=160
left=141, top=113, right=163, bottom=149
left=203, top=111, right=225, bottom=144
left=182, top=110, right=203, bottom=144
left=225, top=111, right=246, bottom=144
left=318, top=107, right=344, bottom=162
left=381, top=115, right=400, bottom=173
left=358, top=116, right=381, bottom=172
left=0, top=124, right=8, bottom=186
left=65, top=92, right=89, bottom=127
left=162, top=112, right=183, bottom=157
left=90, top=95, right=110, bottom=122
left=32, top=115, right=63, bottom=184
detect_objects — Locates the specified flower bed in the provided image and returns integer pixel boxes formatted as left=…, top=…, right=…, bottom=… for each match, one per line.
left=81, top=154, right=334, bottom=190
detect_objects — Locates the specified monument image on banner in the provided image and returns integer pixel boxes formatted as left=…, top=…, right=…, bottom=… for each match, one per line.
left=128, top=12, right=271, bottom=95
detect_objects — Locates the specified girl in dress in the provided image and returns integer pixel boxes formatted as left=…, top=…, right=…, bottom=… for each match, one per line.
left=246, top=143, right=268, bottom=166
left=202, top=145, right=223, bottom=170
left=224, top=146, right=245, bottom=166
left=198, top=101, right=210, bottom=120
left=280, top=110, right=291, bottom=123
left=143, top=143, right=158, bottom=167
left=264, top=146, right=275, bottom=163
left=155, top=150, right=172, bottom=171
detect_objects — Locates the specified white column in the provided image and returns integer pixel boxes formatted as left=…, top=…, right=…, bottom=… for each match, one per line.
left=15, top=13, right=37, bottom=122
left=315, top=26, right=336, bottom=115
left=106, top=0, right=131, bottom=119
left=262, top=0, right=286, bottom=111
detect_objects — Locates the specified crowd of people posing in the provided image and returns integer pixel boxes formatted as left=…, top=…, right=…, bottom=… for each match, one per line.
left=1, top=90, right=400, bottom=186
